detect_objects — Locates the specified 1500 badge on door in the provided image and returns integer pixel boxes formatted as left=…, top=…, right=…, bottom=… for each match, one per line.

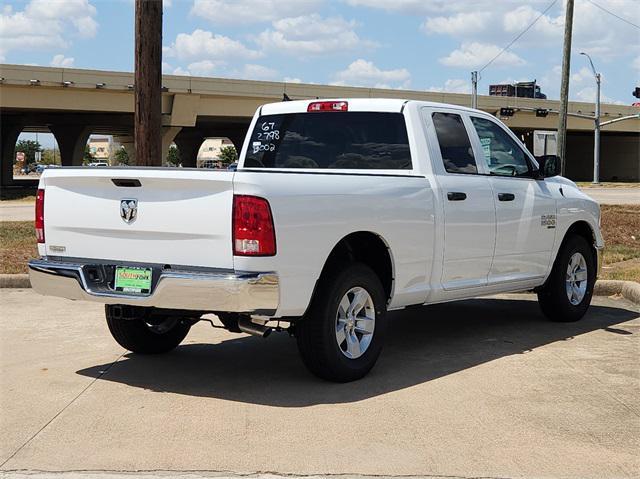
left=541, top=214, right=557, bottom=229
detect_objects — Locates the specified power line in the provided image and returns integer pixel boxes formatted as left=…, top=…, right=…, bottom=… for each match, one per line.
left=585, top=0, right=640, bottom=30
left=479, top=0, right=558, bottom=74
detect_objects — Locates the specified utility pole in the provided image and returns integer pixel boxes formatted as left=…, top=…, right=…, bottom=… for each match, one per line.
left=557, top=0, right=574, bottom=176
left=471, top=71, right=478, bottom=109
left=134, top=0, right=163, bottom=166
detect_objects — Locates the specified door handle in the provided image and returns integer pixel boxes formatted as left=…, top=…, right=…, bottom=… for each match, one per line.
left=498, top=193, right=515, bottom=201
left=447, top=192, right=467, bottom=201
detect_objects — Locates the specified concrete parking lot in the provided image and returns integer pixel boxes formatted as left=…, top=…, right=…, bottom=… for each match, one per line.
left=1, top=290, right=639, bottom=479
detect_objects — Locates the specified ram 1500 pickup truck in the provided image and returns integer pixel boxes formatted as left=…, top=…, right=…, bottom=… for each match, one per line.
left=29, top=99, right=603, bottom=382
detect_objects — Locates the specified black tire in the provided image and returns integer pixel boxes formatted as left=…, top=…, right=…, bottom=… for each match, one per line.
left=538, top=234, right=596, bottom=322
left=105, top=305, right=191, bottom=354
left=296, top=263, right=388, bottom=382
left=215, top=312, right=242, bottom=333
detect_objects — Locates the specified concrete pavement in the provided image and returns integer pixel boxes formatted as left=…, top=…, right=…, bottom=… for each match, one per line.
left=0, top=203, right=32, bottom=222
left=580, top=187, right=639, bottom=205
left=1, top=290, right=639, bottom=478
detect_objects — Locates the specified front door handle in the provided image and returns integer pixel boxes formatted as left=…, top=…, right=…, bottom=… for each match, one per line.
left=447, top=192, right=467, bottom=201
left=498, top=193, right=515, bottom=201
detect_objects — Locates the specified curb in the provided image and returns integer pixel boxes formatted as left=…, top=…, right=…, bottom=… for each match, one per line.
left=0, top=274, right=638, bottom=305
left=594, top=280, right=640, bottom=305
left=0, top=274, right=30, bottom=288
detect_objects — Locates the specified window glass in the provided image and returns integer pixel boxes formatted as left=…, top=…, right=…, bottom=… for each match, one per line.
left=244, top=112, right=411, bottom=170
left=470, top=116, right=531, bottom=177
left=431, top=112, right=477, bottom=174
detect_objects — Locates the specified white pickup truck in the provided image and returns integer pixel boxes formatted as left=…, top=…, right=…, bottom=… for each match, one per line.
left=29, top=99, right=603, bottom=382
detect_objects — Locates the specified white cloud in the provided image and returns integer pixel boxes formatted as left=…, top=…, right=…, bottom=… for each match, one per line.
left=633, top=56, right=640, bottom=71
left=575, top=86, right=625, bottom=105
left=439, top=42, right=525, bottom=68
left=0, top=0, right=98, bottom=58
left=257, top=15, right=375, bottom=56
left=422, top=12, right=492, bottom=36
left=332, top=59, right=411, bottom=89
left=284, top=77, right=303, bottom=83
left=50, top=54, right=74, bottom=67
left=164, top=29, right=261, bottom=61
left=235, top=64, right=278, bottom=80
left=191, top=0, right=321, bottom=25
left=346, top=0, right=549, bottom=15
left=427, top=78, right=471, bottom=94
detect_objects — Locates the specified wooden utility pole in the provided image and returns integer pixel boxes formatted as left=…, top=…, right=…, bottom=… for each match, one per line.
left=557, top=0, right=574, bottom=176
left=134, top=0, right=162, bottom=166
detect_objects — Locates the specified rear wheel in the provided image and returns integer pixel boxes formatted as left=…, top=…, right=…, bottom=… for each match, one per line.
left=538, top=234, right=595, bottom=322
left=296, top=263, right=388, bottom=382
left=105, top=305, right=192, bottom=354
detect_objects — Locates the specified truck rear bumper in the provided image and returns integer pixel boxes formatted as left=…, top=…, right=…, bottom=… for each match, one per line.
left=28, top=258, right=279, bottom=315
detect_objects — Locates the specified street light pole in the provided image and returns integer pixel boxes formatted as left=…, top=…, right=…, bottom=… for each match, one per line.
left=581, top=52, right=601, bottom=184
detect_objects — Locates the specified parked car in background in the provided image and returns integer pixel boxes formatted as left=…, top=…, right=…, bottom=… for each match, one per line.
left=29, top=99, right=602, bottom=382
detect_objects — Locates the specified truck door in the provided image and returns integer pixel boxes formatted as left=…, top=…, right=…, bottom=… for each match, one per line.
left=468, top=115, right=556, bottom=283
left=426, top=109, right=496, bottom=290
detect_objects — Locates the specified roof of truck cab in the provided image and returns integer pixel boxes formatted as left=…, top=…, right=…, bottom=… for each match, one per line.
left=259, top=98, right=482, bottom=115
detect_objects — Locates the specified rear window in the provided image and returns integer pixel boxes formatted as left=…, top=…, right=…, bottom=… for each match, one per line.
left=244, top=112, right=411, bottom=170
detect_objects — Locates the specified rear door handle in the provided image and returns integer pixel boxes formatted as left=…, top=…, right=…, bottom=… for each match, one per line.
left=447, top=192, right=467, bottom=201
left=498, top=193, right=515, bottom=201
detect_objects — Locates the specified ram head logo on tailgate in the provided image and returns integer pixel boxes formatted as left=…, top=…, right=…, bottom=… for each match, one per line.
left=120, top=199, right=138, bottom=224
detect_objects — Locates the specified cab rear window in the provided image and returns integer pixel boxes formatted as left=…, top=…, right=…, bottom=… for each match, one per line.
left=244, top=112, right=411, bottom=170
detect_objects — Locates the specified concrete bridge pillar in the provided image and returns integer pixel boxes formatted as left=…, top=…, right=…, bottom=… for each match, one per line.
left=173, top=130, right=205, bottom=168
left=0, top=121, right=24, bottom=188
left=49, top=125, right=92, bottom=166
left=162, top=126, right=182, bottom=165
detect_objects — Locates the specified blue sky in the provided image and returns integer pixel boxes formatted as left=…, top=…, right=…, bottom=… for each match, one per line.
left=1, top=0, right=639, bottom=109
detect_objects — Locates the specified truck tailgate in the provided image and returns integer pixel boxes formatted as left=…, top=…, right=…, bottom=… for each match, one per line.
left=41, top=168, right=234, bottom=269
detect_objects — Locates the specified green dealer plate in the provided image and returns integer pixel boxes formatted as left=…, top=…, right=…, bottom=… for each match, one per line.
left=114, top=267, right=152, bottom=294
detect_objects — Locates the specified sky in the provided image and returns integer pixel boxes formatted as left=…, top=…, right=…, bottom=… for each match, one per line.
left=1, top=0, right=639, bottom=112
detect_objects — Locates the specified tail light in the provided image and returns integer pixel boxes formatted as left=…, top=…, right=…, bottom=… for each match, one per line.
left=233, top=195, right=276, bottom=256
left=307, top=101, right=348, bottom=112
left=35, top=188, right=45, bottom=243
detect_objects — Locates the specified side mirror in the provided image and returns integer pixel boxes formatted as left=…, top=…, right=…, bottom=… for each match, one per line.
left=535, top=155, right=561, bottom=178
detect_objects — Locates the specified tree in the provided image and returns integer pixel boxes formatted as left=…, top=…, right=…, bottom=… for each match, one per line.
left=166, top=144, right=180, bottom=166
left=15, top=140, right=42, bottom=167
left=83, top=145, right=95, bottom=165
left=114, top=147, right=130, bottom=165
left=40, top=148, right=60, bottom=165
left=219, top=145, right=238, bottom=165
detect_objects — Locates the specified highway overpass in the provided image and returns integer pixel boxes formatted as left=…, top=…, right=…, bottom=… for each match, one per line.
left=1, top=63, right=638, bottom=188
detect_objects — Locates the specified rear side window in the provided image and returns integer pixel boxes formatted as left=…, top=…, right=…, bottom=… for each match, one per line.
left=431, top=112, right=477, bottom=174
left=244, top=112, right=411, bottom=170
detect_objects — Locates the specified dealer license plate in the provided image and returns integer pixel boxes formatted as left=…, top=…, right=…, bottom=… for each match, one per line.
left=114, top=267, right=152, bottom=294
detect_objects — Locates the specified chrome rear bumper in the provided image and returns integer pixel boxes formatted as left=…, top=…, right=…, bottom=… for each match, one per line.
left=28, top=258, right=279, bottom=314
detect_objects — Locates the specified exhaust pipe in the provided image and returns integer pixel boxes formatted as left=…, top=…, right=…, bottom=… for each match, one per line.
left=238, top=317, right=272, bottom=338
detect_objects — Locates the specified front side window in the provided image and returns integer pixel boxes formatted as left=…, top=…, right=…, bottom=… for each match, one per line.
left=431, top=112, right=478, bottom=174
left=470, top=116, right=531, bottom=177
left=244, top=112, right=411, bottom=170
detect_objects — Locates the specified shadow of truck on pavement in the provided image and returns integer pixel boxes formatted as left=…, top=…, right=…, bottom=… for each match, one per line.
left=76, top=297, right=638, bottom=407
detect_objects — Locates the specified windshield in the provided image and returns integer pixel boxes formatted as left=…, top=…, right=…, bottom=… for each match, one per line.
left=244, top=112, right=411, bottom=170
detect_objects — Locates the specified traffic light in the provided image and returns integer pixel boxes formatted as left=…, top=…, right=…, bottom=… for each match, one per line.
left=535, top=108, right=549, bottom=117
left=500, top=107, right=515, bottom=117
left=633, top=87, right=640, bottom=99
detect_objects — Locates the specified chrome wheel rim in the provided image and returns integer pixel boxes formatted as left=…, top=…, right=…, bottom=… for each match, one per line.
left=335, top=286, right=375, bottom=359
left=566, top=252, right=588, bottom=306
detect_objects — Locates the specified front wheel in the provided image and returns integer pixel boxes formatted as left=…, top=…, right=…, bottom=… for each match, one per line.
left=296, top=263, right=388, bottom=382
left=105, top=305, right=192, bottom=354
left=538, top=234, right=596, bottom=322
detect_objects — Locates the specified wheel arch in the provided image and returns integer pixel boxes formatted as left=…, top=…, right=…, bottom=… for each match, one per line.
left=559, top=220, right=599, bottom=269
left=312, top=231, right=395, bottom=308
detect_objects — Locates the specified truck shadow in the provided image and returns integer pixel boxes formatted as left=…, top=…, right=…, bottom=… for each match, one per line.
left=76, top=297, right=638, bottom=407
